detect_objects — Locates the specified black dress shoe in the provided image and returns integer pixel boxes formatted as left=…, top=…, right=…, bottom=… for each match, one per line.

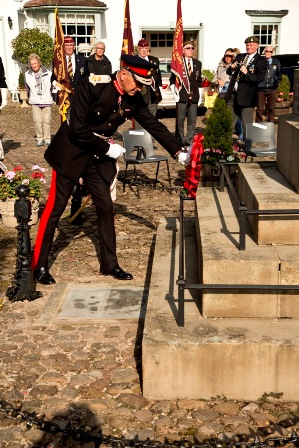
left=108, top=265, right=133, bottom=280
left=34, top=267, right=56, bottom=285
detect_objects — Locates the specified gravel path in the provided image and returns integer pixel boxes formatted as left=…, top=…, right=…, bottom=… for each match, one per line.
left=0, top=103, right=297, bottom=448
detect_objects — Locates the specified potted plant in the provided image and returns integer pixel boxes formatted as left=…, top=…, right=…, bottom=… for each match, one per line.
left=0, top=164, right=46, bottom=227
left=18, top=71, right=29, bottom=106
left=275, top=74, right=292, bottom=115
left=202, top=97, right=245, bottom=175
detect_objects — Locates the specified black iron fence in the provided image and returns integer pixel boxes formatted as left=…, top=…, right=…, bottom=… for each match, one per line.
left=176, top=162, right=299, bottom=327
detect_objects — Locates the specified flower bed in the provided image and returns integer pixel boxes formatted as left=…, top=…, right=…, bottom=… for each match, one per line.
left=0, top=165, right=46, bottom=200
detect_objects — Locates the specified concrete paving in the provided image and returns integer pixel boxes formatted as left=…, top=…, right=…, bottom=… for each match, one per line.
left=1, top=103, right=299, bottom=446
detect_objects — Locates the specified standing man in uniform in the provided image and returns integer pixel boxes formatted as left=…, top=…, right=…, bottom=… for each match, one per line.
left=52, top=35, right=89, bottom=224
left=169, top=41, right=202, bottom=147
left=87, top=41, right=112, bottom=76
left=134, top=38, right=162, bottom=128
left=256, top=45, right=282, bottom=123
left=31, top=55, right=189, bottom=285
left=225, top=36, right=267, bottom=139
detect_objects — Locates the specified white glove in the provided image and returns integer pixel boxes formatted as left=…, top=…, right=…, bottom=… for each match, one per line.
left=1, top=88, right=8, bottom=108
left=52, top=80, right=61, bottom=91
left=177, top=150, right=190, bottom=167
left=106, top=143, right=126, bottom=159
left=170, top=84, right=180, bottom=102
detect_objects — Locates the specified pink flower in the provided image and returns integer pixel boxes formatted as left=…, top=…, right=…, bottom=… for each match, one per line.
left=5, top=170, right=16, bottom=181
left=32, top=165, right=46, bottom=173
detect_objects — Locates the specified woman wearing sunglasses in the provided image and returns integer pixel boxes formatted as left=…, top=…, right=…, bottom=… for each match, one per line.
left=212, top=48, right=235, bottom=93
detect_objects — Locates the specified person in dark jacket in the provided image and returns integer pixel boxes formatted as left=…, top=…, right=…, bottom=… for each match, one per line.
left=87, top=42, right=112, bottom=75
left=225, top=36, right=267, bottom=139
left=256, top=46, right=282, bottom=123
left=31, top=55, right=188, bottom=285
left=169, top=41, right=202, bottom=147
left=134, top=38, right=162, bottom=129
left=0, top=57, right=8, bottom=110
left=52, top=35, right=89, bottom=224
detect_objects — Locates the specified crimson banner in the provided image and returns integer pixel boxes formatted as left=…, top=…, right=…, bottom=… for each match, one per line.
left=53, top=8, right=73, bottom=121
left=171, top=0, right=190, bottom=94
left=121, top=0, right=134, bottom=55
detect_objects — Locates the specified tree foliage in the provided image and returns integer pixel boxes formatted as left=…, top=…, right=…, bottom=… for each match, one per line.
left=203, top=96, right=233, bottom=153
left=11, top=28, right=54, bottom=65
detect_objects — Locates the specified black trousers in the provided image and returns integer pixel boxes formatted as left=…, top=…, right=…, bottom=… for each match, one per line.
left=31, top=160, right=117, bottom=274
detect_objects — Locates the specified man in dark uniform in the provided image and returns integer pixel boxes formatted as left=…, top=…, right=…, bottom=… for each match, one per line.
left=134, top=38, right=162, bottom=129
left=52, top=35, right=89, bottom=224
left=169, top=41, right=202, bottom=147
left=225, top=36, right=267, bottom=139
left=31, top=55, right=188, bottom=285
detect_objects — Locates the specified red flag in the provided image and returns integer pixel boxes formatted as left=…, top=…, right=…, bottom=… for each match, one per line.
left=121, top=0, right=134, bottom=55
left=53, top=8, right=73, bottom=122
left=171, top=0, right=190, bottom=94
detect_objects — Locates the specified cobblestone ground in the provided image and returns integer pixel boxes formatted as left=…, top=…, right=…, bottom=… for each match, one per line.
left=0, top=103, right=297, bottom=447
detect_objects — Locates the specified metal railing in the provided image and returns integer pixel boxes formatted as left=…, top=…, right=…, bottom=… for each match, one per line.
left=176, top=162, right=299, bottom=327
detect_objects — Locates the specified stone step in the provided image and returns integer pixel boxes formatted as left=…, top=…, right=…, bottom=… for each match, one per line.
left=237, top=161, right=299, bottom=244
left=196, top=186, right=299, bottom=318
left=142, top=214, right=299, bottom=401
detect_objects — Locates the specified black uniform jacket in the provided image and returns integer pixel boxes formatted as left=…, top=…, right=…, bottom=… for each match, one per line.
left=169, top=57, right=202, bottom=103
left=0, top=57, right=7, bottom=106
left=45, top=73, right=181, bottom=183
left=225, top=53, right=267, bottom=107
left=52, top=53, right=88, bottom=90
left=87, top=54, right=112, bottom=76
left=138, top=55, right=162, bottom=104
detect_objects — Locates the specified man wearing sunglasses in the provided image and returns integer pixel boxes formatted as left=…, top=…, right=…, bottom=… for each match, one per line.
left=170, top=41, right=202, bottom=147
left=256, top=46, right=282, bottom=123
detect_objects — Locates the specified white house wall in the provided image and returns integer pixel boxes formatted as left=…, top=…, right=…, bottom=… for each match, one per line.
left=0, top=0, right=299, bottom=90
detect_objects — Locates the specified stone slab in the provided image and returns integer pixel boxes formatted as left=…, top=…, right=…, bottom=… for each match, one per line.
left=196, top=188, right=280, bottom=317
left=275, top=245, right=299, bottom=317
left=277, top=114, right=299, bottom=193
left=238, top=163, right=299, bottom=244
left=38, top=284, right=146, bottom=325
left=143, top=215, right=299, bottom=401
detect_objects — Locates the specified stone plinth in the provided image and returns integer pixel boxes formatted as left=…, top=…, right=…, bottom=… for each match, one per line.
left=277, top=114, right=299, bottom=193
left=237, top=163, right=299, bottom=245
left=143, top=215, right=299, bottom=401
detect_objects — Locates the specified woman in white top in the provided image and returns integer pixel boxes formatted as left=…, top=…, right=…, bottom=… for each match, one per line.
left=25, top=53, right=53, bottom=147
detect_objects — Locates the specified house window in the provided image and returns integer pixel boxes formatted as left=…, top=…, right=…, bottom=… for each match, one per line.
left=35, top=14, right=49, bottom=33
left=59, top=13, right=96, bottom=52
left=253, top=23, right=279, bottom=54
left=246, top=10, right=288, bottom=55
left=147, top=33, right=174, bottom=48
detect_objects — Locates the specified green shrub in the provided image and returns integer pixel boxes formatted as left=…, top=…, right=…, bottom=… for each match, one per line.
left=18, top=72, right=25, bottom=89
left=277, top=74, right=290, bottom=101
left=202, top=69, right=215, bottom=82
left=11, top=28, right=54, bottom=65
left=202, top=97, right=236, bottom=168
